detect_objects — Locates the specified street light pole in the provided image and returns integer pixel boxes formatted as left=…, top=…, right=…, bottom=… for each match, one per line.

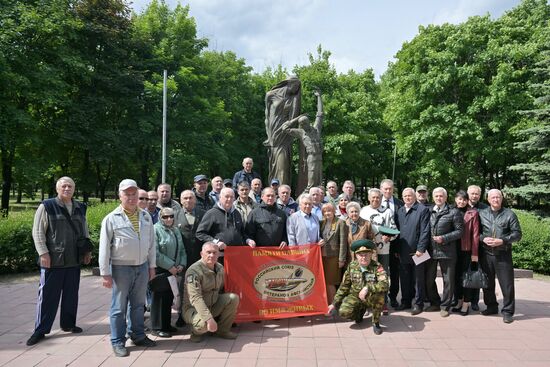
left=161, top=70, right=167, bottom=183
left=392, top=139, right=397, bottom=182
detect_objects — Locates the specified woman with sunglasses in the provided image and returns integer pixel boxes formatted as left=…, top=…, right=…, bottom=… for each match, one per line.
left=151, top=207, right=187, bottom=337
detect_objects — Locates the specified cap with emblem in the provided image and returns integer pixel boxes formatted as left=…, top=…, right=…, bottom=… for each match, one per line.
left=377, top=226, right=400, bottom=236
left=351, top=239, right=376, bottom=254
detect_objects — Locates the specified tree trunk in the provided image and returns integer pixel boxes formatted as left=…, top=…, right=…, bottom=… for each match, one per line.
left=16, top=185, right=22, bottom=204
left=0, top=147, right=14, bottom=217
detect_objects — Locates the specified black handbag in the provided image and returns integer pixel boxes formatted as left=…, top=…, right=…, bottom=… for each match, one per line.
left=462, top=263, right=489, bottom=289
left=148, top=272, right=172, bottom=292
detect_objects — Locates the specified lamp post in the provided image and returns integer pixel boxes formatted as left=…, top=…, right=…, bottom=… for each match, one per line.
left=392, top=139, right=397, bottom=183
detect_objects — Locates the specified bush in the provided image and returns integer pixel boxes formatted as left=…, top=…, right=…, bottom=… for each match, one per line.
left=0, top=201, right=118, bottom=274
left=513, top=210, right=550, bottom=275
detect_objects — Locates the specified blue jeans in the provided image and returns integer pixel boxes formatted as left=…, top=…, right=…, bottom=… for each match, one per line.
left=110, top=263, right=149, bottom=346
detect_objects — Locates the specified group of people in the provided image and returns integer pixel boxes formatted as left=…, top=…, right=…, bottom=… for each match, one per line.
left=26, top=159, right=522, bottom=357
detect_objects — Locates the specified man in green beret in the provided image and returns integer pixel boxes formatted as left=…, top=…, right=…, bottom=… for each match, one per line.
left=326, top=239, right=389, bottom=335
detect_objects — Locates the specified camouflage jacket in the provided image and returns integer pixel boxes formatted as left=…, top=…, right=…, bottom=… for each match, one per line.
left=333, top=259, right=389, bottom=307
left=183, top=260, right=225, bottom=321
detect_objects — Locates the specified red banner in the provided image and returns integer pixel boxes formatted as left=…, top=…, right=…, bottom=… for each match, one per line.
left=224, top=244, right=328, bottom=322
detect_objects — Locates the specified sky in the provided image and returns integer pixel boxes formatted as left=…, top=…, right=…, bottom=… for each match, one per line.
left=129, top=0, right=522, bottom=77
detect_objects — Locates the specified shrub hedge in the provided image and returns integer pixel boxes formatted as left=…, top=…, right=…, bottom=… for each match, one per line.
left=1, top=206, right=549, bottom=275
left=0, top=201, right=117, bottom=274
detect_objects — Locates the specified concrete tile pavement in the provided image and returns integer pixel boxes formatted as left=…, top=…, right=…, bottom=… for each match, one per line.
left=1, top=274, right=549, bottom=367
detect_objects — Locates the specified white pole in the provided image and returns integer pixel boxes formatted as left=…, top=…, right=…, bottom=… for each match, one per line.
left=392, top=139, right=397, bottom=182
left=162, top=70, right=167, bottom=183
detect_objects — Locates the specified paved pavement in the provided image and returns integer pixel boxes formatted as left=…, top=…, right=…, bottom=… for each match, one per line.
left=1, top=273, right=549, bottom=367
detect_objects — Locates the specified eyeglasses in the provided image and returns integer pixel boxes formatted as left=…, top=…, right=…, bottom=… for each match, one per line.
left=162, top=215, right=174, bottom=219
left=139, top=197, right=148, bottom=201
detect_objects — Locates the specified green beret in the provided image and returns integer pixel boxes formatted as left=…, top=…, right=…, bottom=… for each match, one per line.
left=377, top=226, right=400, bottom=236
left=351, top=239, right=376, bottom=253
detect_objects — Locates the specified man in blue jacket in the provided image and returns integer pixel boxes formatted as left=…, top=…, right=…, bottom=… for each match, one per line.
left=395, top=187, right=431, bottom=315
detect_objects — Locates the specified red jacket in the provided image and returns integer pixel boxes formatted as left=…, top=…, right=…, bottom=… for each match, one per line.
left=460, top=207, right=480, bottom=256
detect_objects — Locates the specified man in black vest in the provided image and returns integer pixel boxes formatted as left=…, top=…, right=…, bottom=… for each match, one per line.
left=27, top=176, right=92, bottom=346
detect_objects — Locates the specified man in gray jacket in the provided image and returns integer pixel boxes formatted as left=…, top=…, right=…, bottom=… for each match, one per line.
left=99, top=179, right=157, bottom=357
left=479, top=189, right=522, bottom=324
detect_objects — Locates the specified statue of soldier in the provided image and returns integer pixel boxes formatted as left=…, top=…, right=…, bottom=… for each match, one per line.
left=327, top=239, right=388, bottom=335
left=281, top=90, right=324, bottom=191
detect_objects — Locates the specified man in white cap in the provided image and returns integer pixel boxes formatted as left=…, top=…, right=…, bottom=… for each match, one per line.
left=99, top=179, right=157, bottom=357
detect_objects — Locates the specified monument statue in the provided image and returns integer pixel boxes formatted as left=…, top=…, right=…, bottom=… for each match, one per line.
left=281, top=90, right=324, bottom=191
left=264, top=76, right=301, bottom=185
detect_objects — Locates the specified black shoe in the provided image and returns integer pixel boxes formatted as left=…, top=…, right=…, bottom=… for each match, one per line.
left=132, top=336, right=157, bottom=347
left=395, top=303, right=412, bottom=311
left=373, top=323, right=383, bottom=335
left=471, top=303, right=480, bottom=311
left=482, top=308, right=498, bottom=316
left=151, top=330, right=172, bottom=338
left=460, top=306, right=470, bottom=316
left=26, top=333, right=45, bottom=346
left=175, top=316, right=185, bottom=327
left=167, top=325, right=177, bottom=332
left=411, top=306, right=423, bottom=315
left=61, top=326, right=83, bottom=333
left=425, top=305, right=440, bottom=312
left=451, top=307, right=462, bottom=313
left=354, top=316, right=364, bottom=324
left=503, top=314, right=514, bottom=323
left=390, top=300, right=399, bottom=308
left=112, top=344, right=129, bottom=357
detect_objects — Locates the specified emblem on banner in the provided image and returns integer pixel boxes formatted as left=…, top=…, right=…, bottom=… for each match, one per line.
left=253, top=263, right=316, bottom=301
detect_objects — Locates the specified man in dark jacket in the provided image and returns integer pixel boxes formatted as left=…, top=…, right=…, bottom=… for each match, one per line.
left=192, top=175, right=215, bottom=212
left=246, top=187, right=288, bottom=248
left=196, top=187, right=252, bottom=264
left=380, top=179, right=404, bottom=308
left=426, top=187, right=464, bottom=317
left=466, top=184, right=488, bottom=310
left=395, top=187, right=430, bottom=315
left=479, top=189, right=522, bottom=324
left=232, top=157, right=261, bottom=188
left=27, top=176, right=92, bottom=346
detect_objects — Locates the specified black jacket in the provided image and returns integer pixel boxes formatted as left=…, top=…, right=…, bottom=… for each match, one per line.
left=245, top=203, right=288, bottom=246
left=395, top=202, right=431, bottom=264
left=479, top=207, right=522, bottom=252
left=429, top=203, right=463, bottom=259
left=196, top=205, right=247, bottom=246
left=193, top=188, right=214, bottom=212
left=177, top=207, right=205, bottom=265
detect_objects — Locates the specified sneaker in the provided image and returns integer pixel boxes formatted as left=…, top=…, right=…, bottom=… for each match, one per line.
left=190, top=333, right=203, bottom=343
left=132, top=336, right=156, bottom=347
left=382, top=304, right=389, bottom=316
left=26, top=333, right=45, bottom=346
left=373, top=323, right=383, bottom=335
left=503, top=314, right=514, bottom=324
left=215, top=331, right=238, bottom=339
left=440, top=309, right=450, bottom=317
left=61, top=326, right=83, bottom=333
left=112, top=344, right=129, bottom=357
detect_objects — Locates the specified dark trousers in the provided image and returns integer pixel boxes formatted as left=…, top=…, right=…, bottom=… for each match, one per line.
left=426, top=258, right=456, bottom=310
left=389, top=252, right=400, bottom=302
left=150, top=290, right=174, bottom=331
left=34, top=267, right=81, bottom=334
left=399, top=261, right=426, bottom=307
left=454, top=250, right=476, bottom=303
left=480, top=248, right=515, bottom=315
left=424, top=258, right=440, bottom=306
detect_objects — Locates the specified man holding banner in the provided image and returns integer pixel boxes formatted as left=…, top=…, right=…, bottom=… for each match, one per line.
left=183, top=242, right=239, bottom=342
left=327, top=239, right=388, bottom=335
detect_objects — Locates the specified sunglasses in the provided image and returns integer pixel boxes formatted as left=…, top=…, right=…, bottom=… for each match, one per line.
left=139, top=197, right=148, bottom=201
left=162, top=215, right=174, bottom=219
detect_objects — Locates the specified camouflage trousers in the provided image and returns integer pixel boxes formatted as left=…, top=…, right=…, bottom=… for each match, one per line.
left=338, top=292, right=385, bottom=323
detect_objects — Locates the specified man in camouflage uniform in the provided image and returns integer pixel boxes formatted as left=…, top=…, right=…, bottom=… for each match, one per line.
left=183, top=242, right=239, bottom=342
left=327, top=239, right=388, bottom=335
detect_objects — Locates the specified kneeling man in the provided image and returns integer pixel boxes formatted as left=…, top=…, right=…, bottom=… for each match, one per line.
left=183, top=242, right=239, bottom=342
left=327, top=239, right=388, bottom=335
